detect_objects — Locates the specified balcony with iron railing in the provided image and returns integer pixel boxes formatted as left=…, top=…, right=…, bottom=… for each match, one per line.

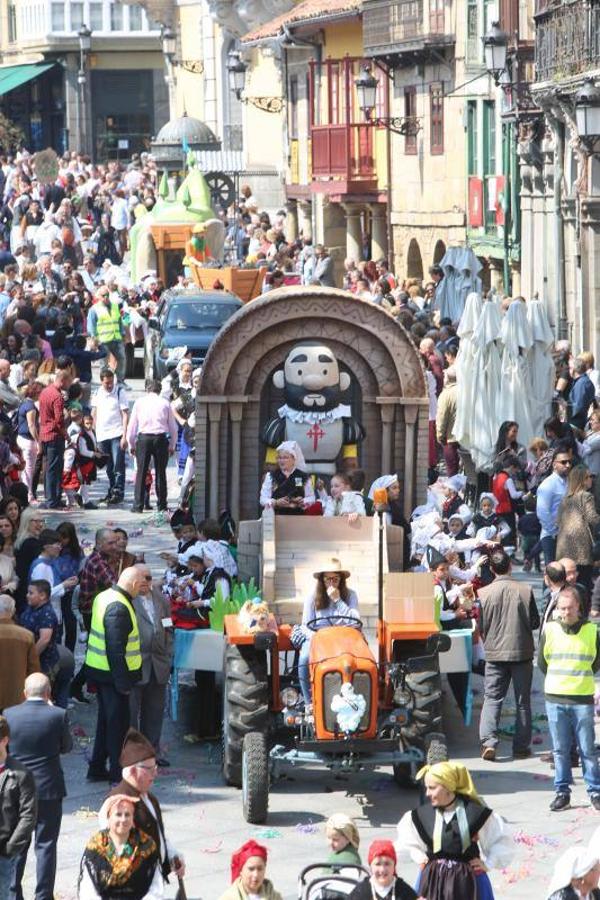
left=363, top=0, right=455, bottom=59
left=307, top=58, right=385, bottom=196
left=311, top=124, right=378, bottom=194
left=535, top=0, right=600, bottom=83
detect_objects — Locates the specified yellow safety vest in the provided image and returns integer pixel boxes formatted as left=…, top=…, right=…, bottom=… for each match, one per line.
left=85, top=588, right=141, bottom=672
left=544, top=621, right=597, bottom=696
left=95, top=302, right=122, bottom=344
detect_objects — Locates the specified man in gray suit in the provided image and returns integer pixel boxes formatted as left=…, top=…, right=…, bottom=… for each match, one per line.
left=5, top=672, right=72, bottom=900
left=130, top=570, right=173, bottom=767
left=313, top=244, right=336, bottom=287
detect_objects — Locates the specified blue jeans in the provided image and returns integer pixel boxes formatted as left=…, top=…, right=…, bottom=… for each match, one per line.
left=299, top=638, right=312, bottom=705
left=101, top=340, right=125, bottom=381
left=546, top=700, right=600, bottom=795
left=42, top=437, right=64, bottom=507
left=541, top=535, right=557, bottom=567
left=0, top=855, right=16, bottom=897
left=99, top=436, right=125, bottom=497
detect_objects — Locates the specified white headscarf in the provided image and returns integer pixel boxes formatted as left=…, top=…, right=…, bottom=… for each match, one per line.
left=547, top=847, right=599, bottom=898
left=179, top=539, right=237, bottom=577
left=276, top=440, right=307, bottom=472
left=177, top=358, right=193, bottom=382
left=444, top=474, right=467, bottom=494
left=201, top=539, right=234, bottom=573
left=368, top=474, right=399, bottom=500
left=478, top=492, right=498, bottom=511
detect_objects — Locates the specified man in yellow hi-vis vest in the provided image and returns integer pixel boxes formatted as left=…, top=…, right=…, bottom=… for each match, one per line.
left=85, top=566, right=149, bottom=784
left=88, top=288, right=126, bottom=383
left=538, top=586, right=600, bottom=813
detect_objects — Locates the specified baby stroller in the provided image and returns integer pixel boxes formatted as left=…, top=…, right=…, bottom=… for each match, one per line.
left=298, top=863, right=371, bottom=899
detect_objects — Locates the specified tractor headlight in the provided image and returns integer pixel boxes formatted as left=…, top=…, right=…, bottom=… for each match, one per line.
left=280, top=687, right=300, bottom=708
left=393, top=687, right=413, bottom=708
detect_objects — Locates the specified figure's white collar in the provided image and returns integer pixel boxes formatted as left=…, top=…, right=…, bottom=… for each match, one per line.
left=278, top=403, right=350, bottom=424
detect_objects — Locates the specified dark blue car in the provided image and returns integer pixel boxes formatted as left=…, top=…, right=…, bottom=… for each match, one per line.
left=144, top=287, right=243, bottom=379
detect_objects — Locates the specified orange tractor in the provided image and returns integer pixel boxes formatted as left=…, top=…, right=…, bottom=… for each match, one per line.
left=222, top=566, right=450, bottom=823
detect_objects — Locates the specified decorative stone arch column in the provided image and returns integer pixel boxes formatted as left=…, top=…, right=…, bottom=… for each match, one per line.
left=195, top=288, right=429, bottom=521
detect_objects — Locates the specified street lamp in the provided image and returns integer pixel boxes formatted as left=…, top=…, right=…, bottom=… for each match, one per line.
left=78, top=23, right=92, bottom=54
left=355, top=66, right=379, bottom=120
left=482, top=22, right=508, bottom=84
left=77, top=25, right=92, bottom=156
left=227, top=50, right=247, bottom=101
left=354, top=66, right=421, bottom=136
left=161, top=25, right=176, bottom=63
left=575, top=79, right=600, bottom=150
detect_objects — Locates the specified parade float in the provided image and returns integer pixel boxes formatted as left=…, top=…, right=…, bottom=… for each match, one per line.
left=130, top=154, right=262, bottom=300
left=177, top=287, right=474, bottom=821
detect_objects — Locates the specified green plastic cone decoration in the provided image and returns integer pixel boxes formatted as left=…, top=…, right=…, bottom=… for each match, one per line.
left=180, top=183, right=192, bottom=208
left=158, top=170, right=169, bottom=200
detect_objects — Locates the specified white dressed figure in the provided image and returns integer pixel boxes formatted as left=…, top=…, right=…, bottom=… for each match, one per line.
left=497, top=300, right=535, bottom=448
left=527, top=299, right=555, bottom=438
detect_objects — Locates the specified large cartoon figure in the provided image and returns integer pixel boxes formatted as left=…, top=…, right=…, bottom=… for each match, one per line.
left=262, top=342, right=364, bottom=474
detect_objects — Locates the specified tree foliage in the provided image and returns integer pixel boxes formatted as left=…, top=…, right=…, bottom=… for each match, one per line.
left=0, top=111, right=24, bottom=152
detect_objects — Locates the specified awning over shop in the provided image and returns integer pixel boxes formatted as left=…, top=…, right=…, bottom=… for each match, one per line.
left=0, top=63, right=54, bottom=97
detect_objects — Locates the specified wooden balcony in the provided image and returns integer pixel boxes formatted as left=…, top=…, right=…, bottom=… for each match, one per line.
left=310, top=123, right=378, bottom=196
left=363, top=0, right=455, bottom=60
left=535, top=0, right=600, bottom=83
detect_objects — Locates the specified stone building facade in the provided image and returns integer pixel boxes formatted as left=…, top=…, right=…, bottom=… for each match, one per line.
left=521, top=0, right=600, bottom=352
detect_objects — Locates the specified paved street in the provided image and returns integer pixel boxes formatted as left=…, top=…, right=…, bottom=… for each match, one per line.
left=17, top=371, right=599, bottom=900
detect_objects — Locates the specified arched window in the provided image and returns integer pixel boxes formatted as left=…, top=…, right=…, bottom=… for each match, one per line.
left=407, top=238, right=424, bottom=280
left=433, top=239, right=446, bottom=265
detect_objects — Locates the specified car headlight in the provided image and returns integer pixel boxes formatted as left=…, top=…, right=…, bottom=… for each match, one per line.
left=280, top=687, right=300, bottom=708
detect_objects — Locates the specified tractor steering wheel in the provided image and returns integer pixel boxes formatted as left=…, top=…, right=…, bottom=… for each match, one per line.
left=305, top=614, right=363, bottom=632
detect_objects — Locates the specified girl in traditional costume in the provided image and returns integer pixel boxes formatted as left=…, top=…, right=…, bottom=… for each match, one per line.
left=396, top=761, right=511, bottom=900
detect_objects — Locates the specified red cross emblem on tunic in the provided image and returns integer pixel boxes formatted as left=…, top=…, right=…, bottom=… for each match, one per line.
left=306, top=424, right=325, bottom=452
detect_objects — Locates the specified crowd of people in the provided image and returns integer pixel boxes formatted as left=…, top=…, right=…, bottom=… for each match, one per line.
left=0, top=147, right=599, bottom=898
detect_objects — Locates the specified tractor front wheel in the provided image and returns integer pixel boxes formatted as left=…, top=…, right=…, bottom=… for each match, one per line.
left=242, top=732, right=269, bottom=824
left=222, top=643, right=268, bottom=787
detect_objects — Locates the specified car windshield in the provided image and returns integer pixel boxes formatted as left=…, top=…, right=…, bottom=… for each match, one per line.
left=166, top=302, right=239, bottom=330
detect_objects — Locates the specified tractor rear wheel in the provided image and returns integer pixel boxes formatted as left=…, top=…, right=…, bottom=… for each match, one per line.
left=242, top=732, right=269, bottom=823
left=222, top=644, right=268, bottom=788
left=400, top=666, right=443, bottom=745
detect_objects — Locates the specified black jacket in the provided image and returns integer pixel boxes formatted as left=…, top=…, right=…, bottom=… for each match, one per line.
left=349, top=877, right=417, bottom=900
left=0, top=755, right=37, bottom=857
left=548, top=889, right=600, bottom=900
left=4, top=699, right=72, bottom=800
left=85, top=586, right=142, bottom=693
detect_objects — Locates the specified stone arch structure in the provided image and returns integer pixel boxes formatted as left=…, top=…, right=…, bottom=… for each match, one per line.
left=407, top=238, right=424, bottom=280
left=433, top=239, right=446, bottom=265
left=194, top=287, right=429, bottom=523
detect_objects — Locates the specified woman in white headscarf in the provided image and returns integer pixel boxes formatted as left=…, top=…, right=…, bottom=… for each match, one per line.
left=547, top=847, right=600, bottom=900
left=169, top=358, right=195, bottom=477
left=183, top=539, right=233, bottom=610
left=259, top=440, right=315, bottom=515
left=369, top=474, right=411, bottom=562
